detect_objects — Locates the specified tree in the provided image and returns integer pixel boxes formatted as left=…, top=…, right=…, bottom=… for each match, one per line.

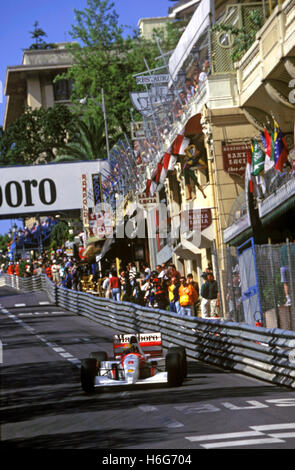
left=0, top=104, right=77, bottom=165
left=49, top=222, right=69, bottom=251
left=56, top=0, right=183, bottom=137
left=54, top=115, right=116, bottom=162
left=27, top=20, right=57, bottom=50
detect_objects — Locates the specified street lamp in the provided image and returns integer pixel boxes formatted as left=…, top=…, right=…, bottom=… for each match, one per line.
left=79, top=90, right=111, bottom=165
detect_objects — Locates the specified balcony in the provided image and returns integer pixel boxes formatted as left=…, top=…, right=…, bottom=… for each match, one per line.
left=236, top=0, right=295, bottom=126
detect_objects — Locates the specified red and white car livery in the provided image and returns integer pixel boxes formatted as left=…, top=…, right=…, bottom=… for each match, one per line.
left=80, top=332, right=187, bottom=393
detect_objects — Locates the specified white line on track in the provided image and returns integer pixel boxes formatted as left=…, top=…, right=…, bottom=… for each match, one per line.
left=1, top=307, right=81, bottom=368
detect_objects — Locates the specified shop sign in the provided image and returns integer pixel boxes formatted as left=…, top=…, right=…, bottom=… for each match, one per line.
left=222, top=143, right=250, bottom=176
left=137, top=193, right=157, bottom=207
left=88, top=209, right=113, bottom=239
left=136, top=74, right=170, bottom=85
left=181, top=208, right=212, bottom=232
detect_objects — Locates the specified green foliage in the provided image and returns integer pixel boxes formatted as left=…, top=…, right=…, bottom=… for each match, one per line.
left=56, top=0, right=183, bottom=136
left=0, top=234, right=10, bottom=252
left=212, top=9, right=264, bottom=62
left=49, top=222, right=69, bottom=251
left=0, top=105, right=77, bottom=165
left=27, top=20, right=57, bottom=50
left=54, top=115, right=116, bottom=162
left=18, top=260, right=27, bottom=278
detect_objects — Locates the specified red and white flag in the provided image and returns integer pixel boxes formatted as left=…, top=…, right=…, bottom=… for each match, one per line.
left=162, top=152, right=178, bottom=171
left=172, top=134, right=190, bottom=155
left=145, top=179, right=158, bottom=197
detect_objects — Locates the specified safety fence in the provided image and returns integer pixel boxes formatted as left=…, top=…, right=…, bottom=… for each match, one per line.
left=225, top=242, right=295, bottom=331
left=1, top=273, right=295, bottom=389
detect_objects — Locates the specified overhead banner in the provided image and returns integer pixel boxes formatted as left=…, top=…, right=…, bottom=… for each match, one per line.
left=168, top=0, right=211, bottom=84
left=0, top=160, right=109, bottom=218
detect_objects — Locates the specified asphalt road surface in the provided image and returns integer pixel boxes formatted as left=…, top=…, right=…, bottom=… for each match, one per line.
left=1, top=286, right=295, bottom=452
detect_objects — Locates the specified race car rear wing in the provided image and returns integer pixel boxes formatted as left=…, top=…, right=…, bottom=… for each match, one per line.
left=113, top=332, right=163, bottom=359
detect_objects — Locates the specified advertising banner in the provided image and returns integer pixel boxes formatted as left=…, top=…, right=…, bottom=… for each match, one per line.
left=0, top=160, right=109, bottom=218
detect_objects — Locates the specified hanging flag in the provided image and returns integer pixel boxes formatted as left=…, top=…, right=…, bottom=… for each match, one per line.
left=155, top=163, right=163, bottom=183
left=162, top=152, right=172, bottom=170
left=251, top=138, right=265, bottom=176
left=261, top=128, right=274, bottom=172
left=172, top=134, right=190, bottom=155
left=145, top=179, right=158, bottom=197
left=162, top=152, right=178, bottom=172
left=273, top=120, right=289, bottom=172
left=245, top=146, right=254, bottom=194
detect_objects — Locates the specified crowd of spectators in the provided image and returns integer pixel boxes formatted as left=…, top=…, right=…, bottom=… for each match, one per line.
left=15, top=217, right=58, bottom=249
left=101, top=260, right=219, bottom=318
left=1, top=248, right=219, bottom=318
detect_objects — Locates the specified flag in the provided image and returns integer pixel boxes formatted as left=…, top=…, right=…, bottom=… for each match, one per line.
left=251, top=138, right=265, bottom=176
left=162, top=152, right=178, bottom=172
left=172, top=134, right=190, bottom=155
left=145, top=179, right=157, bottom=197
left=245, top=146, right=254, bottom=194
left=273, top=120, right=289, bottom=172
left=261, top=128, right=274, bottom=172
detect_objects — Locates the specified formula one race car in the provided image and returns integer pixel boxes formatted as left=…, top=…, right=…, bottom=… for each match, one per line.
left=80, top=332, right=187, bottom=393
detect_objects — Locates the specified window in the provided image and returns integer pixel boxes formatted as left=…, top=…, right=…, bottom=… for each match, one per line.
left=53, top=79, right=73, bottom=101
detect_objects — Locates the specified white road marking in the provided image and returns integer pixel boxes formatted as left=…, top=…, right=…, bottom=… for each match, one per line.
left=60, top=352, right=74, bottom=358
left=1, top=307, right=81, bottom=368
left=138, top=405, right=158, bottom=412
left=186, top=431, right=264, bottom=442
left=269, top=432, right=295, bottom=438
left=200, top=438, right=284, bottom=449
left=162, top=418, right=184, bottom=428
left=14, top=303, right=26, bottom=307
left=53, top=347, right=65, bottom=353
left=39, top=301, right=50, bottom=305
left=251, top=423, right=295, bottom=431
left=186, top=423, right=295, bottom=448
left=222, top=400, right=268, bottom=410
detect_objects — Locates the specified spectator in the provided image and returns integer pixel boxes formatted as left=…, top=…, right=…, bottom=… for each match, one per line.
left=51, top=260, right=60, bottom=284
left=109, top=270, right=121, bottom=301
left=179, top=276, right=198, bottom=316
left=62, top=267, right=72, bottom=289
left=127, top=262, right=137, bottom=286
left=200, top=272, right=219, bottom=318
left=187, top=273, right=199, bottom=315
left=102, top=272, right=111, bottom=298
left=168, top=264, right=181, bottom=281
left=168, top=276, right=181, bottom=313
left=71, top=263, right=79, bottom=291
left=153, top=278, right=168, bottom=310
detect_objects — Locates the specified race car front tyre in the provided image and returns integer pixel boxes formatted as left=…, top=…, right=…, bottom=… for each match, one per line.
left=81, top=358, right=97, bottom=393
left=168, top=346, right=187, bottom=378
left=166, top=351, right=183, bottom=387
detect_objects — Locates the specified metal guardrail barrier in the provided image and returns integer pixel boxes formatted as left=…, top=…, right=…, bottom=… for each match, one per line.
left=1, top=273, right=295, bottom=389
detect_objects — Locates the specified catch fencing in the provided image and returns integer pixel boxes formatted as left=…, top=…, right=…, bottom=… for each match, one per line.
left=225, top=242, right=295, bottom=331
left=1, top=273, right=295, bottom=389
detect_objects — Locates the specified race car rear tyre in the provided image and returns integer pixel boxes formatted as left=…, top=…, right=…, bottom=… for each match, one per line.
left=168, top=346, right=187, bottom=378
left=166, top=351, right=183, bottom=387
left=81, top=358, right=97, bottom=393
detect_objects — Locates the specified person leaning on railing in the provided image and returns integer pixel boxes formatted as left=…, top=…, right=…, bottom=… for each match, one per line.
left=200, top=272, right=219, bottom=318
left=179, top=276, right=198, bottom=316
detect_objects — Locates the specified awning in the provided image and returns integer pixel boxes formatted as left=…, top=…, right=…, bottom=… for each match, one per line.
left=168, top=0, right=210, bottom=85
left=96, top=237, right=115, bottom=262
left=173, top=242, right=198, bottom=260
